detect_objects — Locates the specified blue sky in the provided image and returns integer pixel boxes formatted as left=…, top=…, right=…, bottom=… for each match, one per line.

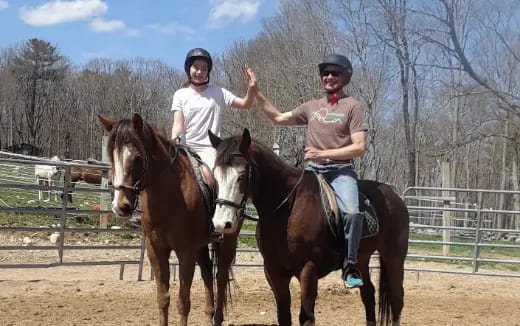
left=0, top=0, right=278, bottom=70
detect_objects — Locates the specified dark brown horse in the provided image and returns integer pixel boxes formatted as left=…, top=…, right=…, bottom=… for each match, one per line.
left=209, top=129, right=409, bottom=326
left=98, top=113, right=241, bottom=326
left=63, top=162, right=105, bottom=203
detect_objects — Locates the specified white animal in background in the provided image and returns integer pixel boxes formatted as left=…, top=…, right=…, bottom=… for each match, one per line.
left=35, top=156, right=62, bottom=201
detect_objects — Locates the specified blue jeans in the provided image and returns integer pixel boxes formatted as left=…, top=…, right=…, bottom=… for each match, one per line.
left=306, top=162, right=363, bottom=269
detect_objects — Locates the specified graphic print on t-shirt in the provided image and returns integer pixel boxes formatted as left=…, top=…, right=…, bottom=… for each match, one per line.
left=309, top=108, right=345, bottom=124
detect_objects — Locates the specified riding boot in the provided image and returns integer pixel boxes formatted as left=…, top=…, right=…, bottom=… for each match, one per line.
left=342, top=212, right=364, bottom=287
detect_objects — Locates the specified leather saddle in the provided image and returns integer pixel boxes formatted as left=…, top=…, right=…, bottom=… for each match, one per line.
left=314, top=173, right=379, bottom=244
left=184, top=149, right=217, bottom=219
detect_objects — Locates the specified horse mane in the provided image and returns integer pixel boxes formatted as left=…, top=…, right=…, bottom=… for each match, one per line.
left=215, top=134, right=300, bottom=179
left=107, top=118, right=174, bottom=161
left=250, top=140, right=301, bottom=177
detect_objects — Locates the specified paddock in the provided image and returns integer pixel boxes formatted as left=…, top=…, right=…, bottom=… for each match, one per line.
left=1, top=153, right=519, bottom=325
left=0, top=262, right=519, bottom=326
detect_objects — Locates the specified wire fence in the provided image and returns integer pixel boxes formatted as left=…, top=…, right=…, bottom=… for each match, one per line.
left=1, top=153, right=519, bottom=281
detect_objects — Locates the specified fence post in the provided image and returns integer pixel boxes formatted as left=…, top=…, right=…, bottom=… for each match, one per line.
left=58, top=166, right=71, bottom=264
left=472, top=192, right=484, bottom=273
left=100, top=136, right=110, bottom=229
left=441, top=160, right=451, bottom=256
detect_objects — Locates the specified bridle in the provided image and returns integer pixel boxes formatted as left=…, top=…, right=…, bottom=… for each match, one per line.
left=112, top=143, right=180, bottom=212
left=213, top=150, right=306, bottom=220
left=112, top=153, right=148, bottom=212
left=214, top=153, right=251, bottom=222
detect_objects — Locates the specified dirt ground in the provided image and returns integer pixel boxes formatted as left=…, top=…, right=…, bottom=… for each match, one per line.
left=0, top=262, right=519, bottom=326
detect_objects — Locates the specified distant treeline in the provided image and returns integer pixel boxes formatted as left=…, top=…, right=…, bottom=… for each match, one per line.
left=0, top=0, right=518, bottom=226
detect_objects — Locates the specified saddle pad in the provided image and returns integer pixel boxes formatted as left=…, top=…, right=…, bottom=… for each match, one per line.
left=315, top=173, right=379, bottom=240
left=359, top=193, right=379, bottom=239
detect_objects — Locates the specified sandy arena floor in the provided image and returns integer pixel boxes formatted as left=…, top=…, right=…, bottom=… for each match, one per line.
left=0, top=262, right=519, bottom=326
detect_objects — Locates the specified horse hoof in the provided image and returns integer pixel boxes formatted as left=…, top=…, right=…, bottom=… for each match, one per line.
left=366, top=322, right=376, bottom=326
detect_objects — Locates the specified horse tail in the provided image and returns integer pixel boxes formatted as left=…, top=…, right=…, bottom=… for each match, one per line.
left=378, top=257, right=392, bottom=326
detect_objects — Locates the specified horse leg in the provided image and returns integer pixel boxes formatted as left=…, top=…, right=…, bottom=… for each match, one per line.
left=264, top=267, right=292, bottom=326
left=53, top=179, right=59, bottom=201
left=176, top=253, right=197, bottom=326
left=51, top=179, right=55, bottom=201
left=66, top=182, right=75, bottom=203
left=37, top=178, right=43, bottom=200
left=298, top=261, right=318, bottom=326
left=357, top=254, right=376, bottom=326
left=196, top=246, right=215, bottom=326
left=146, top=239, right=171, bottom=326
left=214, top=234, right=239, bottom=326
left=46, top=177, right=52, bottom=201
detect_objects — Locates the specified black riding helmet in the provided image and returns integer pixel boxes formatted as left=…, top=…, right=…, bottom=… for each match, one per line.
left=184, top=48, right=213, bottom=75
left=318, top=54, right=353, bottom=82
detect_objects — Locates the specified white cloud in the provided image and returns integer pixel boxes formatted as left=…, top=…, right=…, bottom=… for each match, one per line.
left=125, top=28, right=140, bottom=37
left=89, top=18, right=139, bottom=36
left=0, top=1, right=9, bottom=11
left=19, top=0, right=107, bottom=26
left=146, top=22, right=195, bottom=35
left=208, top=0, right=260, bottom=30
left=89, top=17, right=124, bottom=32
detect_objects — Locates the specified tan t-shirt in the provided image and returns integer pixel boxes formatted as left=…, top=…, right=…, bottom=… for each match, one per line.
left=292, top=96, right=368, bottom=150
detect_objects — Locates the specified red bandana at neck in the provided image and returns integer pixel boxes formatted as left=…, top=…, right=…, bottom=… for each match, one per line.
left=329, top=93, right=338, bottom=105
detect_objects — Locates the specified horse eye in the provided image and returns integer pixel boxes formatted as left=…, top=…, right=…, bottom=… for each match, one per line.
left=237, top=174, right=245, bottom=182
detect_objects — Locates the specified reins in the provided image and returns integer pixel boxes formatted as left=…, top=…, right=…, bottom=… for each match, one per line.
left=272, top=167, right=305, bottom=213
left=272, top=147, right=307, bottom=213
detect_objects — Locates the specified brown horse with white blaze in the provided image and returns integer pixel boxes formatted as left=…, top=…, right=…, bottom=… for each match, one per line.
left=209, top=129, right=409, bottom=326
left=98, top=113, right=240, bottom=326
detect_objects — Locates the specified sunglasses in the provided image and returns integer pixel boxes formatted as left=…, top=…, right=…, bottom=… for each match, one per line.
left=320, top=70, right=342, bottom=77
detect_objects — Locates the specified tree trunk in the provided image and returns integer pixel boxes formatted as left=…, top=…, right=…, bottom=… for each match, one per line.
left=497, top=120, right=509, bottom=230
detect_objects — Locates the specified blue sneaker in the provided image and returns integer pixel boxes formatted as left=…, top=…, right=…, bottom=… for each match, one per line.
left=345, top=273, right=363, bottom=288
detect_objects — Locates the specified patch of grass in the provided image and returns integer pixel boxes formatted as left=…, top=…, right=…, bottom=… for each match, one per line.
left=409, top=232, right=520, bottom=259
left=0, top=162, right=105, bottom=209
left=408, top=232, right=520, bottom=272
left=238, top=220, right=257, bottom=247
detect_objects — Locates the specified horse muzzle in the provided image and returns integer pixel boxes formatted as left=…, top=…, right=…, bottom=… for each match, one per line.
left=212, top=211, right=237, bottom=234
left=112, top=202, right=133, bottom=217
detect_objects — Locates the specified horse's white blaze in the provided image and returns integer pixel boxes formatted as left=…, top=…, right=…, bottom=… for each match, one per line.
left=111, top=146, right=131, bottom=213
left=213, top=165, right=243, bottom=233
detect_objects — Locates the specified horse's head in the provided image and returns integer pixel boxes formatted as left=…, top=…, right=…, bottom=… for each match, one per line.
left=98, top=113, right=150, bottom=217
left=210, top=128, right=252, bottom=234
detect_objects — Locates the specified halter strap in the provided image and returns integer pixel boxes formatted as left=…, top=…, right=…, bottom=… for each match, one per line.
left=215, top=198, right=243, bottom=209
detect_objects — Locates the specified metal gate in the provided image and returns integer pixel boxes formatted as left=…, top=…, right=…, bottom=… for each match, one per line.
left=402, top=186, right=520, bottom=277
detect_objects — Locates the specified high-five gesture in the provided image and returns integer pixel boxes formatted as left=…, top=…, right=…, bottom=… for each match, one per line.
left=245, top=65, right=258, bottom=96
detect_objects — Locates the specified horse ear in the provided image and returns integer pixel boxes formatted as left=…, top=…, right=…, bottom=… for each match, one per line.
left=208, top=130, right=221, bottom=148
left=98, top=115, right=115, bottom=132
left=132, top=113, right=144, bottom=134
left=239, top=128, right=251, bottom=154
